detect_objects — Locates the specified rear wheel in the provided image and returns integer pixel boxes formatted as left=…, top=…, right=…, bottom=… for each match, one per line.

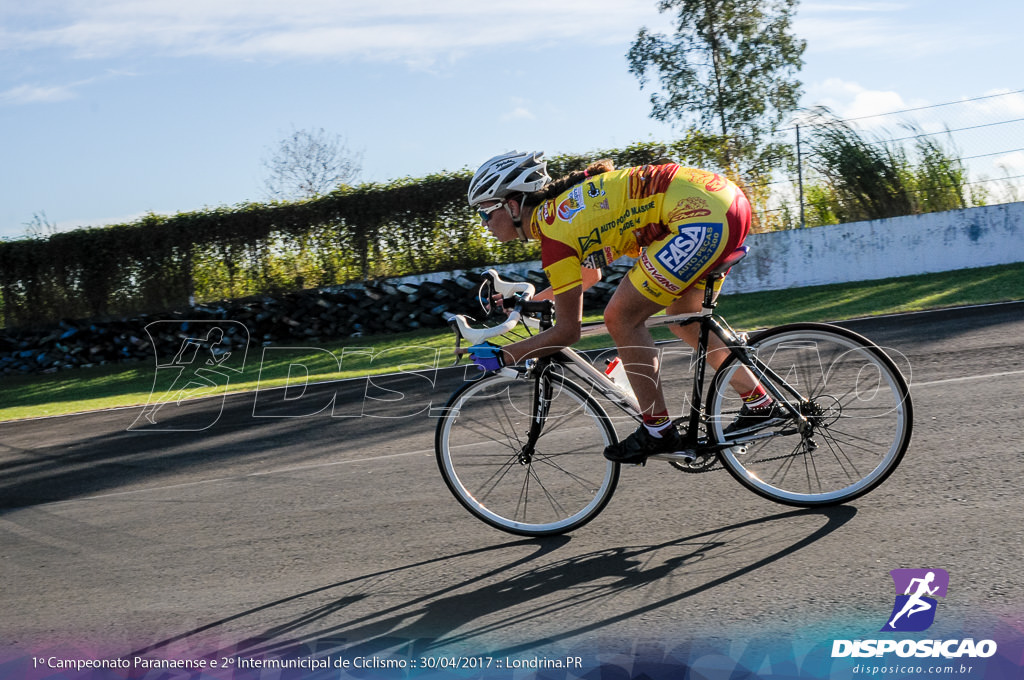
left=435, top=370, right=619, bottom=536
left=708, top=323, right=912, bottom=506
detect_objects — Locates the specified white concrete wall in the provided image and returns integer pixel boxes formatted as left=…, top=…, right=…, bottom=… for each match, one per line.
left=727, top=202, right=1024, bottom=293
left=382, top=202, right=1024, bottom=293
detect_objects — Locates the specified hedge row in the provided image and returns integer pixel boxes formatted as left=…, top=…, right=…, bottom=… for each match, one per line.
left=0, top=137, right=730, bottom=330
left=0, top=263, right=638, bottom=376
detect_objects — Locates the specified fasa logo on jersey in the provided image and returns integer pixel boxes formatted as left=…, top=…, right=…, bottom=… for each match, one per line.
left=882, top=568, right=949, bottom=632
left=654, top=222, right=723, bottom=277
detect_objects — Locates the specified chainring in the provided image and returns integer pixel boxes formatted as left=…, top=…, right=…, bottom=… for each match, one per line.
left=669, top=451, right=721, bottom=474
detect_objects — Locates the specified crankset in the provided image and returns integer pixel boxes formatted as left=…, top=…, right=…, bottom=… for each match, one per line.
left=666, top=450, right=720, bottom=473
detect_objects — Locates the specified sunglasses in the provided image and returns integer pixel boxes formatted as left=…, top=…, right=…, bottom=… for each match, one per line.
left=477, top=201, right=505, bottom=223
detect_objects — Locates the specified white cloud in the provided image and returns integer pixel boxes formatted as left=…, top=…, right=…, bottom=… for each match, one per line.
left=994, top=151, right=1024, bottom=174
left=0, top=71, right=135, bottom=106
left=500, top=107, right=536, bottom=123
left=0, top=0, right=666, bottom=62
left=802, top=2, right=908, bottom=11
left=796, top=16, right=944, bottom=55
left=804, top=78, right=928, bottom=123
left=795, top=2, right=986, bottom=58
left=961, top=89, right=1024, bottom=117
left=0, top=83, right=77, bottom=105
left=802, top=80, right=1024, bottom=146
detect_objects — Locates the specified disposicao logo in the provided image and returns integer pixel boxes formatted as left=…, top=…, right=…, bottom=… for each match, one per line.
left=831, top=569, right=998, bottom=660
left=882, top=568, right=949, bottom=632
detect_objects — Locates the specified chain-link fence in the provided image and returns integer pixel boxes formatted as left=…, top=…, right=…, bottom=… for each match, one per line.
left=751, top=89, right=1024, bottom=230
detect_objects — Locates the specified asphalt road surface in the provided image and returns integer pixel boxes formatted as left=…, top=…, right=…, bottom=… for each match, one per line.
left=2, top=302, right=1022, bottom=668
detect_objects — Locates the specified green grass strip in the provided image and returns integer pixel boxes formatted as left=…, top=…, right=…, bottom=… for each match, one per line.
left=1, top=261, right=1021, bottom=423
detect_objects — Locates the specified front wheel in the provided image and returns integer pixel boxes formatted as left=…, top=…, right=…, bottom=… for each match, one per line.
left=435, top=369, right=620, bottom=536
left=708, top=323, right=913, bottom=506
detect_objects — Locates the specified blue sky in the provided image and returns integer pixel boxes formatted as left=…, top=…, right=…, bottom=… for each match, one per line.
left=1, top=0, right=1022, bottom=240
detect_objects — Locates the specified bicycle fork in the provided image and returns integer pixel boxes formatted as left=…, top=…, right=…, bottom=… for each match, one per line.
left=517, top=368, right=554, bottom=465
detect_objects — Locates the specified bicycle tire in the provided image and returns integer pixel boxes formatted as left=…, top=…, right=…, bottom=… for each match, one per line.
left=435, top=369, right=620, bottom=536
left=707, top=323, right=913, bottom=506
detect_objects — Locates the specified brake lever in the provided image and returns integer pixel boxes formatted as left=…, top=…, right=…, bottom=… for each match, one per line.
left=477, top=277, right=495, bottom=318
left=446, top=314, right=468, bottom=366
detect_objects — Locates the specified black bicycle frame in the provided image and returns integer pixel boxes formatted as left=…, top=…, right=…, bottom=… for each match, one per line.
left=515, top=282, right=809, bottom=454
left=675, top=282, right=809, bottom=448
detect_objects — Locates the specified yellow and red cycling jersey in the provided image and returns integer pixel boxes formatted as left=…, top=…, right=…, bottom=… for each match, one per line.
left=529, top=164, right=751, bottom=303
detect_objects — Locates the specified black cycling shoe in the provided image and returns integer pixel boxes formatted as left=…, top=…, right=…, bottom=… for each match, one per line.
left=723, top=402, right=789, bottom=435
left=603, top=425, right=684, bottom=465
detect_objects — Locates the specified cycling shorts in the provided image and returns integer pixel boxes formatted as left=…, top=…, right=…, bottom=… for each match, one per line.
left=625, top=181, right=751, bottom=304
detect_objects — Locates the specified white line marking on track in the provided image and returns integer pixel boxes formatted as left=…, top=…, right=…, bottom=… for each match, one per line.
left=913, top=369, right=1024, bottom=387
left=70, top=449, right=434, bottom=503
left=249, top=449, right=430, bottom=476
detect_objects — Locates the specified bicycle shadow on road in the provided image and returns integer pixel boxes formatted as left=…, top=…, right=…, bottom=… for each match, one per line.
left=130, top=505, right=856, bottom=661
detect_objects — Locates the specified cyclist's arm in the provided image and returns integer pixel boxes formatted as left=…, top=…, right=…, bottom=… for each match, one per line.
left=532, top=266, right=601, bottom=302
left=500, top=284, right=585, bottom=365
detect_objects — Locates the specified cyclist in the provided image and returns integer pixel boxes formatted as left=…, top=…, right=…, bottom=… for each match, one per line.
left=466, top=150, right=781, bottom=464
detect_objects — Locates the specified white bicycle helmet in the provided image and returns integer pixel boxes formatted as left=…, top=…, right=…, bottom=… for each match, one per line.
left=467, top=150, right=550, bottom=207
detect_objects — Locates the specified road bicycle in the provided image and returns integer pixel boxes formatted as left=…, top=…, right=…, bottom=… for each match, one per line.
left=434, top=247, right=913, bottom=536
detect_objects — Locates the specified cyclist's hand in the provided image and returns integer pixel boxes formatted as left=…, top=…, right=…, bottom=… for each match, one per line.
left=468, top=342, right=505, bottom=372
left=490, top=293, right=512, bottom=316
left=484, top=293, right=515, bottom=317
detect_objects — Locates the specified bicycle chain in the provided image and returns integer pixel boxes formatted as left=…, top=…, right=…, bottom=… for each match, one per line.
left=669, top=415, right=820, bottom=474
left=669, top=439, right=816, bottom=474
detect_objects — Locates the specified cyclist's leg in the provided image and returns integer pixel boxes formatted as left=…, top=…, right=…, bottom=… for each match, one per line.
left=603, top=279, right=692, bottom=462
left=664, top=285, right=760, bottom=396
left=608, top=232, right=733, bottom=417
left=605, top=177, right=756, bottom=454
left=656, top=180, right=765, bottom=400
left=603, top=278, right=668, bottom=417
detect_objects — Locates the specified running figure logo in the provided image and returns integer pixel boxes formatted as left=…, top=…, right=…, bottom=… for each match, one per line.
left=882, top=568, right=949, bottom=632
left=128, top=320, right=249, bottom=431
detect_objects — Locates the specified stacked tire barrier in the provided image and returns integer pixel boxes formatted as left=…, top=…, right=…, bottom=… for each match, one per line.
left=0, top=264, right=632, bottom=376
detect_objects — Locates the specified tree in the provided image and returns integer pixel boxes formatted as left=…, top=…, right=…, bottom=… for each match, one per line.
left=627, top=0, right=805, bottom=177
left=262, top=127, right=363, bottom=200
